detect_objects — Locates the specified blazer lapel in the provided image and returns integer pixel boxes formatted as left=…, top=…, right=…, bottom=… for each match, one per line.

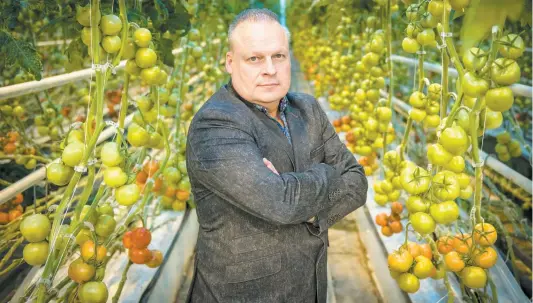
left=286, top=105, right=310, bottom=172
left=222, top=83, right=296, bottom=170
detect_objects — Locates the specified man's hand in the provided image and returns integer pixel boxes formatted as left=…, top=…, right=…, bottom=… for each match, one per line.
left=263, top=158, right=316, bottom=224
left=263, top=158, right=279, bottom=175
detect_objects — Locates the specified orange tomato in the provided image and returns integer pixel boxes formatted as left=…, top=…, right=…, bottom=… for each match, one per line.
left=164, top=186, right=177, bottom=198
left=388, top=249, right=414, bottom=273
left=136, top=171, right=148, bottom=184
left=453, top=234, right=473, bottom=254
left=473, top=223, right=497, bottom=246
left=375, top=213, right=388, bottom=227
left=381, top=226, right=393, bottom=237
left=7, top=131, right=19, bottom=142
left=444, top=251, right=465, bottom=272
left=131, top=227, right=151, bottom=249
left=405, top=242, right=421, bottom=258
left=390, top=221, right=403, bottom=233
left=8, top=209, right=22, bottom=221
left=391, top=201, right=403, bottom=214
left=437, top=236, right=454, bottom=254
left=143, top=160, right=160, bottom=176
left=12, top=193, right=23, bottom=205
left=419, top=243, right=432, bottom=260
left=123, top=231, right=133, bottom=249
left=81, top=241, right=107, bottom=263
left=3, top=142, right=16, bottom=154
left=474, top=247, right=498, bottom=269
left=129, top=247, right=152, bottom=264
left=0, top=212, right=9, bottom=224
left=175, top=190, right=190, bottom=202
left=146, top=250, right=163, bottom=268
left=151, top=178, right=163, bottom=193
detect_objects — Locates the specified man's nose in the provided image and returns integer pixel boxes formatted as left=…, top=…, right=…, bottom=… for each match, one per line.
left=263, top=58, right=276, bottom=76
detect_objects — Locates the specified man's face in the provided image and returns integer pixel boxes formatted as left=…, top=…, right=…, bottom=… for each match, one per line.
left=225, top=21, right=291, bottom=106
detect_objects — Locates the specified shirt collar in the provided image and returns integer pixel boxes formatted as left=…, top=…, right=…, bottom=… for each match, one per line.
left=226, top=79, right=289, bottom=114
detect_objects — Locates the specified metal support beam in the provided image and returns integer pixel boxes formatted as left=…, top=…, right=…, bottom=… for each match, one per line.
left=390, top=55, right=532, bottom=98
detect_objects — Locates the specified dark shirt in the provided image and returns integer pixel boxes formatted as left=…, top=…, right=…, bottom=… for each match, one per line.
left=252, top=96, right=292, bottom=145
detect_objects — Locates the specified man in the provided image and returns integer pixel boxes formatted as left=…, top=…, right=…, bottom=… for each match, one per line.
left=185, top=8, right=368, bottom=303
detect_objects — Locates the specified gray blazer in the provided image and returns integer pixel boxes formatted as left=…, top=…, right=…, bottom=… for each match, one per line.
left=185, top=82, right=368, bottom=303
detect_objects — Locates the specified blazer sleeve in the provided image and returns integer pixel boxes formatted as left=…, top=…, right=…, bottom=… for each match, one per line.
left=312, top=99, right=369, bottom=233
left=186, top=107, right=348, bottom=225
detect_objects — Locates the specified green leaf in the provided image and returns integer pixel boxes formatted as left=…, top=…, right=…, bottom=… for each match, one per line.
left=158, top=38, right=175, bottom=67
left=0, top=30, right=42, bottom=80
left=127, top=8, right=148, bottom=26
left=459, top=0, right=525, bottom=53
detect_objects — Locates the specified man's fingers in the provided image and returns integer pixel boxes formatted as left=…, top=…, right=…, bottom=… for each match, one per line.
left=263, top=158, right=279, bottom=175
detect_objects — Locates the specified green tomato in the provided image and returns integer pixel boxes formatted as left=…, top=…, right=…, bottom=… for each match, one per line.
left=409, top=91, right=427, bottom=108
left=485, top=87, right=513, bottom=112
left=100, top=15, right=122, bottom=35
left=103, top=167, right=128, bottom=188
left=62, top=141, right=85, bottom=167
left=122, top=39, right=137, bottom=60
left=47, top=163, right=74, bottom=186
left=134, top=28, right=152, bottom=47
left=80, top=205, right=98, bottom=225
left=439, top=125, right=469, bottom=156
left=427, top=143, right=453, bottom=166
left=102, top=35, right=121, bottom=54
left=125, top=60, right=140, bottom=76
left=430, top=200, right=459, bottom=224
left=115, top=184, right=140, bottom=206
left=76, top=5, right=100, bottom=27
left=127, top=123, right=149, bottom=147
left=462, top=48, right=487, bottom=72
left=406, top=196, right=429, bottom=214
left=97, top=203, right=114, bottom=216
left=79, top=281, right=109, bottom=303
left=141, top=66, right=161, bottom=86
left=462, top=72, right=489, bottom=97
left=416, top=29, right=435, bottom=46
left=498, top=34, right=525, bottom=59
left=20, top=214, right=51, bottom=243
left=402, top=37, right=420, bottom=54
left=432, top=171, right=460, bottom=201
left=135, top=48, right=157, bottom=69
left=100, top=142, right=123, bottom=167
left=23, top=241, right=49, bottom=266
left=491, top=58, right=520, bottom=85
left=95, top=215, right=116, bottom=238
left=410, top=212, right=436, bottom=235
left=400, top=166, right=430, bottom=195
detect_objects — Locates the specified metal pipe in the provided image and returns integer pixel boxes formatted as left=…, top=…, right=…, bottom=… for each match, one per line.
left=0, top=61, right=127, bottom=100
left=384, top=91, right=532, bottom=195
left=0, top=114, right=134, bottom=204
left=390, top=55, right=532, bottom=98
left=36, top=40, right=73, bottom=47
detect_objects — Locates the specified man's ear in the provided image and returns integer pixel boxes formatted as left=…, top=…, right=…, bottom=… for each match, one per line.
left=225, top=51, right=233, bottom=74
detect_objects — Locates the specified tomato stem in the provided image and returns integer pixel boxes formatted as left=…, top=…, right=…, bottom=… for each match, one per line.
left=112, top=260, right=133, bottom=303
left=116, top=74, right=130, bottom=147
left=400, top=117, right=413, bottom=161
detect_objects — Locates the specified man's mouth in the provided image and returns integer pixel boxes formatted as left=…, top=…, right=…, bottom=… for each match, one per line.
left=258, top=83, right=279, bottom=87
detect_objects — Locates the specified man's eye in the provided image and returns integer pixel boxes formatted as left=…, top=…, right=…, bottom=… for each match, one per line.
left=249, top=56, right=258, bottom=62
left=273, top=54, right=284, bottom=59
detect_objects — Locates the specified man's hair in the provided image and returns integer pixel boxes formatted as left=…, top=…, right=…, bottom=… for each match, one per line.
left=228, top=8, right=291, bottom=50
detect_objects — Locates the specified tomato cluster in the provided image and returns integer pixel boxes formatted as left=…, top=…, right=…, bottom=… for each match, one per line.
left=388, top=242, right=443, bottom=293
left=123, top=227, right=163, bottom=268
left=494, top=131, right=522, bottom=162
left=20, top=213, right=51, bottom=266
left=0, top=193, right=24, bottom=224
left=439, top=223, right=498, bottom=289
left=375, top=201, right=404, bottom=236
